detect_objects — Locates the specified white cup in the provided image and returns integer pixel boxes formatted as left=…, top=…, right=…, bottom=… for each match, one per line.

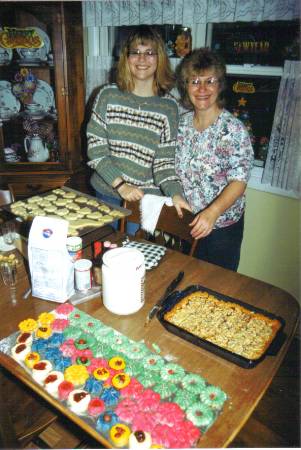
left=74, top=259, right=92, bottom=291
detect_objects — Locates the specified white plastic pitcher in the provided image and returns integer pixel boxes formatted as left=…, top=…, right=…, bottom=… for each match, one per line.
left=102, top=247, right=145, bottom=315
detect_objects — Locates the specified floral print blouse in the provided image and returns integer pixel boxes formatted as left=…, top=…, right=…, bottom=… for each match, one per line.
left=175, top=109, right=254, bottom=229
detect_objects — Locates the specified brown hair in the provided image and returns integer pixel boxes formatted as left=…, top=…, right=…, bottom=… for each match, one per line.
left=116, top=25, right=175, bottom=96
left=176, top=47, right=227, bottom=110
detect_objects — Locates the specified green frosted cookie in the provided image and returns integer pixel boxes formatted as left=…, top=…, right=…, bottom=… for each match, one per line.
left=153, top=382, right=177, bottom=399
left=199, top=385, right=227, bottom=410
left=160, top=363, right=185, bottom=384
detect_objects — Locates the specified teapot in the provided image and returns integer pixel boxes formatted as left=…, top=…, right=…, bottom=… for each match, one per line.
left=24, top=134, right=49, bottom=162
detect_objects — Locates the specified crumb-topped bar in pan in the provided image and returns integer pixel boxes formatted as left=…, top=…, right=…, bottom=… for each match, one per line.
left=164, top=291, right=282, bottom=360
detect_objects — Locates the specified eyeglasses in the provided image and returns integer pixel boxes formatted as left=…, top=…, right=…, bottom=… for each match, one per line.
left=187, top=77, right=219, bottom=88
left=128, top=49, right=158, bottom=59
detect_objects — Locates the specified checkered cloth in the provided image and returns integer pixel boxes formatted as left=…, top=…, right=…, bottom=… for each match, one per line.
left=122, top=239, right=166, bottom=270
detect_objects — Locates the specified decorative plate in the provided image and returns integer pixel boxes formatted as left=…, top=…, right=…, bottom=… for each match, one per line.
left=16, top=27, right=51, bottom=62
left=32, top=79, right=55, bottom=112
left=0, top=31, right=13, bottom=65
left=0, top=81, right=21, bottom=115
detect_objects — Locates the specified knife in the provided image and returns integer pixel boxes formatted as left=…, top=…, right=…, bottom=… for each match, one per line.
left=144, top=270, right=184, bottom=326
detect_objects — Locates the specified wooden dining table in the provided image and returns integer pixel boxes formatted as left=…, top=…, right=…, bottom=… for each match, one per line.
left=0, top=233, right=299, bottom=449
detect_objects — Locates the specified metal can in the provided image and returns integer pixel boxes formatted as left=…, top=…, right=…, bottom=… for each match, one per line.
left=66, top=236, right=83, bottom=262
left=74, top=258, right=92, bottom=291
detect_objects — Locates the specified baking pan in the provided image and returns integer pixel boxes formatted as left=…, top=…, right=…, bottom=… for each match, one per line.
left=157, top=284, right=286, bottom=369
left=2, top=186, right=131, bottom=241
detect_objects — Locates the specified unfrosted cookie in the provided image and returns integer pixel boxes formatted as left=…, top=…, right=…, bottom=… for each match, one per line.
left=63, top=191, right=77, bottom=199
left=66, top=203, right=81, bottom=211
left=98, top=205, right=111, bottom=213
left=55, top=198, right=69, bottom=207
left=101, top=214, right=114, bottom=223
left=44, top=194, right=57, bottom=202
left=44, top=205, right=57, bottom=213
left=87, top=199, right=99, bottom=207
left=27, top=196, right=41, bottom=204
left=11, top=201, right=27, bottom=209
left=110, top=210, right=124, bottom=218
left=56, top=208, right=69, bottom=216
left=75, top=196, right=87, bottom=204
left=12, top=208, right=28, bottom=218
left=86, top=212, right=104, bottom=220
left=79, top=207, right=92, bottom=215
left=53, top=188, right=65, bottom=195
left=40, top=201, right=52, bottom=208
left=65, top=213, right=80, bottom=221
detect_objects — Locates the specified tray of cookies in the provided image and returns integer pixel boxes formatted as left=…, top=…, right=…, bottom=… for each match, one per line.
left=2, top=187, right=131, bottom=238
left=157, top=285, right=285, bottom=369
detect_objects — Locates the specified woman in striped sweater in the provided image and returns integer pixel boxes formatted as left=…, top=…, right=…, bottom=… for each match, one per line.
left=86, top=25, right=191, bottom=220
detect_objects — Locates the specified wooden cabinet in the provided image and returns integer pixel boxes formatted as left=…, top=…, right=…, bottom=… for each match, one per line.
left=0, top=2, right=86, bottom=197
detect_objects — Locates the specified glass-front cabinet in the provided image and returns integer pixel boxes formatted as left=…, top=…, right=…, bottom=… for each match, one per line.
left=0, top=1, right=85, bottom=198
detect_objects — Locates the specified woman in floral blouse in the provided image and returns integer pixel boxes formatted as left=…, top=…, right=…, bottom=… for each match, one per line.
left=175, top=48, right=254, bottom=271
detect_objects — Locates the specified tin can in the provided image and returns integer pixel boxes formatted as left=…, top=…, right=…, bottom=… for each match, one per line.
left=66, top=236, right=82, bottom=262
left=74, top=258, right=92, bottom=291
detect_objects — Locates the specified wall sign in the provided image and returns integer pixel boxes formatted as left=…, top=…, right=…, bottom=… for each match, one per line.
left=0, top=27, right=43, bottom=49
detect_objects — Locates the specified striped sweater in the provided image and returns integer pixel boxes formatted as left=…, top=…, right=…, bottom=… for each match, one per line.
left=86, top=84, right=184, bottom=199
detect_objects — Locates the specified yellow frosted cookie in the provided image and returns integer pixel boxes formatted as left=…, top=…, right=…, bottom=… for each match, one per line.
left=64, top=364, right=89, bottom=386
left=36, top=325, right=52, bottom=339
left=38, top=312, right=55, bottom=326
left=25, top=351, right=40, bottom=369
left=19, top=318, right=38, bottom=333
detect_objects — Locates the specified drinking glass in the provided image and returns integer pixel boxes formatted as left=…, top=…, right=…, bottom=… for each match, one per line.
left=2, top=221, right=16, bottom=245
left=1, top=261, right=17, bottom=287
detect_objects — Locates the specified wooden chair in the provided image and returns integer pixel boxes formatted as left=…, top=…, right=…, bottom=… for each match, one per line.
left=120, top=200, right=198, bottom=256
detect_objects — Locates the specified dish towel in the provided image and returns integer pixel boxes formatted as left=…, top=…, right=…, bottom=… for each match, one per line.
left=141, top=194, right=173, bottom=234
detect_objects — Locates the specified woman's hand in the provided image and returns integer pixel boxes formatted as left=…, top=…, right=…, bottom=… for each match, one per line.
left=172, top=195, right=192, bottom=218
left=118, top=183, right=144, bottom=201
left=189, top=208, right=219, bottom=239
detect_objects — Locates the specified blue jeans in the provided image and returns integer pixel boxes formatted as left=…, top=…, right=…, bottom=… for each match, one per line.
left=184, top=215, right=244, bottom=272
left=95, top=192, right=139, bottom=236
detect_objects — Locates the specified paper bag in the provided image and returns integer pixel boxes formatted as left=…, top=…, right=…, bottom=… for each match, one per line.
left=28, top=216, right=75, bottom=302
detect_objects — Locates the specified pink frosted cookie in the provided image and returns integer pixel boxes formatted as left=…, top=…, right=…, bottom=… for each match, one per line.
left=120, top=378, right=144, bottom=399
left=151, top=424, right=174, bottom=448
left=154, top=402, right=185, bottom=426
left=58, top=380, right=74, bottom=401
left=176, top=420, right=201, bottom=447
left=87, top=398, right=105, bottom=416
left=51, top=318, right=70, bottom=332
left=54, top=303, right=74, bottom=318
left=135, top=389, right=161, bottom=412
left=59, top=339, right=76, bottom=357
left=115, top=398, right=139, bottom=422
left=87, top=358, right=109, bottom=374
left=132, top=411, right=157, bottom=434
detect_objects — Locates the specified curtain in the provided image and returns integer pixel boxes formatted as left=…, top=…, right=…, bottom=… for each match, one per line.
left=262, top=61, right=301, bottom=196
left=82, top=0, right=299, bottom=26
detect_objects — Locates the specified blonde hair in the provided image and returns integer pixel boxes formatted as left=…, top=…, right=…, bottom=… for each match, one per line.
left=116, top=26, right=175, bottom=96
left=176, top=47, right=227, bottom=110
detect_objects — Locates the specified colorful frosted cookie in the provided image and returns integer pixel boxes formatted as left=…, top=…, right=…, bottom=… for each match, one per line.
left=181, top=373, right=207, bottom=394
left=109, top=424, right=131, bottom=448
left=199, top=385, right=227, bottom=410
left=127, top=342, right=149, bottom=360
left=36, top=325, right=52, bottom=339
left=115, top=398, right=139, bottom=422
left=96, top=411, right=119, bottom=434
left=142, top=354, right=165, bottom=372
left=109, top=356, right=126, bottom=370
left=93, top=367, right=110, bottom=381
left=186, top=402, right=215, bottom=428
left=16, top=332, right=33, bottom=345
left=76, top=355, right=91, bottom=366
left=160, top=363, right=185, bottom=384
left=152, top=382, right=177, bottom=399
left=129, top=430, right=152, bottom=449
left=38, top=312, right=55, bottom=326
left=174, top=389, right=198, bottom=410
left=11, top=343, right=31, bottom=362
left=24, top=351, right=40, bottom=369
left=43, top=370, right=64, bottom=397
left=58, top=380, right=74, bottom=401
left=112, top=373, right=131, bottom=389
left=32, top=360, right=53, bottom=385
left=84, top=377, right=103, bottom=396
left=54, top=303, right=74, bottom=318
left=74, top=334, right=96, bottom=350
left=51, top=318, right=70, bottom=332
left=68, top=389, right=91, bottom=414
left=137, top=371, right=160, bottom=388
left=64, top=364, right=89, bottom=386
left=18, top=318, right=38, bottom=333
left=100, top=386, right=120, bottom=407
left=88, top=398, right=105, bottom=417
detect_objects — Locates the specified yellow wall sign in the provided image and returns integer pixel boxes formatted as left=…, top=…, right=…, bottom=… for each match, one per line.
left=0, top=27, right=43, bottom=49
left=233, top=81, right=255, bottom=94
